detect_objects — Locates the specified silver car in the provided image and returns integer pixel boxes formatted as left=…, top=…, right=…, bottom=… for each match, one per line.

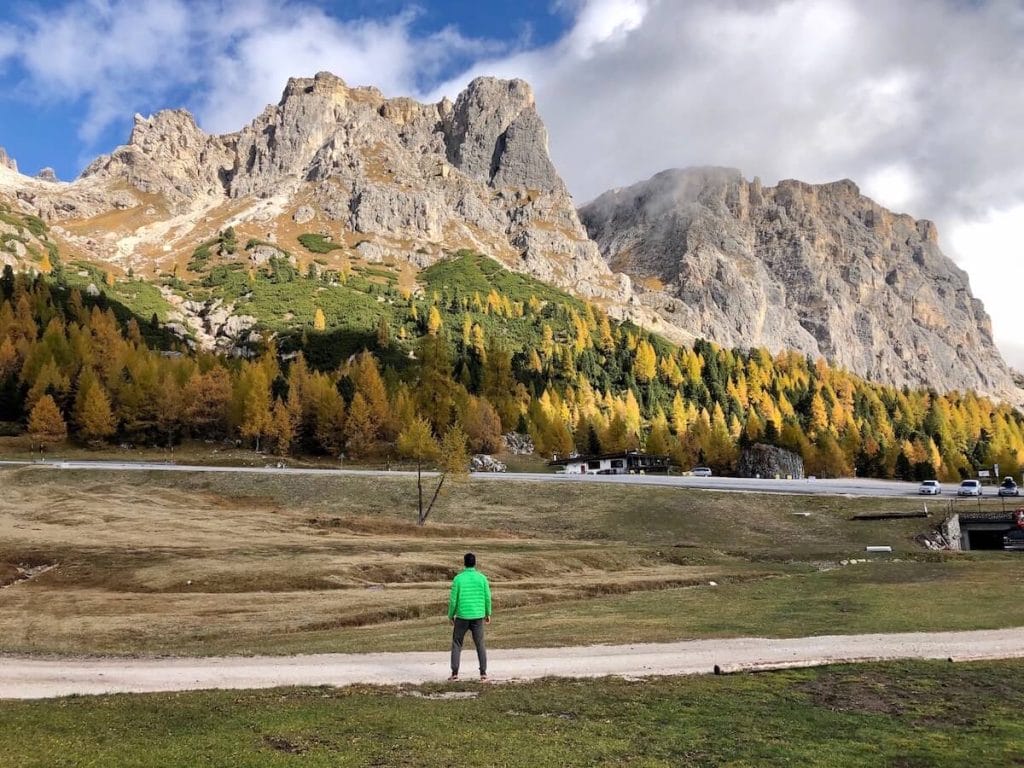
left=957, top=479, right=983, bottom=497
left=690, top=467, right=713, bottom=477
left=918, top=480, right=941, bottom=495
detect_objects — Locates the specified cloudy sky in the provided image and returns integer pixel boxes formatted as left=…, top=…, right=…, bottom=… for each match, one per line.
left=1, top=0, right=1022, bottom=367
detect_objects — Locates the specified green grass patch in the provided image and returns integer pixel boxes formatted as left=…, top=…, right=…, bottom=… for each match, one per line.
left=421, top=251, right=582, bottom=309
left=2, top=661, right=1021, bottom=767
left=298, top=233, right=344, bottom=254
left=63, top=263, right=174, bottom=323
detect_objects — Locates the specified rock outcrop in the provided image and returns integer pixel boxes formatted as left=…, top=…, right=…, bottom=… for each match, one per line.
left=0, top=148, right=15, bottom=172
left=736, top=443, right=805, bottom=479
left=580, top=167, right=1017, bottom=399
left=81, top=110, right=235, bottom=201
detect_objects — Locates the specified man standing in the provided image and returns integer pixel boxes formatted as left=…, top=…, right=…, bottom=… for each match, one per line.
left=447, top=552, right=492, bottom=681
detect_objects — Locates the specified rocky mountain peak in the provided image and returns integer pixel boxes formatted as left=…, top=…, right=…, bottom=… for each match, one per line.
left=25, top=72, right=630, bottom=305
left=580, top=167, right=1018, bottom=400
left=443, top=77, right=561, bottom=192
left=0, top=147, right=16, bottom=173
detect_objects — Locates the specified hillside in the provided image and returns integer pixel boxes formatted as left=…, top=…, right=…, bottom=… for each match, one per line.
left=2, top=201, right=1023, bottom=482
left=580, top=167, right=1017, bottom=400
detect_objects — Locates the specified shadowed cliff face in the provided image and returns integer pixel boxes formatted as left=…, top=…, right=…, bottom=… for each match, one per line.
left=580, top=167, right=1018, bottom=400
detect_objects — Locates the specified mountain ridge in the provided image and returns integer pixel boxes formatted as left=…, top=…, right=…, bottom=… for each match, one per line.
left=580, top=166, right=1017, bottom=401
left=0, top=73, right=1017, bottom=402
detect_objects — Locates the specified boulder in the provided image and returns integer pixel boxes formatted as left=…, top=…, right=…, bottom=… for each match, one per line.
left=471, top=454, right=507, bottom=472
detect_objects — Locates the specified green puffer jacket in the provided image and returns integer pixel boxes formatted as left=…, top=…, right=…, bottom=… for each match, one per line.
left=448, top=567, right=492, bottom=620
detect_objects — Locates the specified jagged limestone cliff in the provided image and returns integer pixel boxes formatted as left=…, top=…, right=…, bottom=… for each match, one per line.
left=14, top=72, right=628, bottom=303
left=579, top=167, right=1016, bottom=399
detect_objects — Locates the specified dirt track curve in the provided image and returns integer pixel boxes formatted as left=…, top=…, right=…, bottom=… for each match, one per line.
left=3, top=628, right=1024, bottom=700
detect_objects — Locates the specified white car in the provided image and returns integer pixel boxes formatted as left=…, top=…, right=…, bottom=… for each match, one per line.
left=957, top=479, right=983, bottom=497
left=997, top=477, right=1019, bottom=497
left=918, top=480, right=941, bottom=495
left=690, top=467, right=713, bottom=477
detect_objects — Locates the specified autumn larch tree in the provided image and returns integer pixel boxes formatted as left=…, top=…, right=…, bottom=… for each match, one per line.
left=239, top=366, right=272, bottom=452
left=397, top=418, right=469, bottom=525
left=78, top=382, right=116, bottom=444
left=27, top=394, right=67, bottom=451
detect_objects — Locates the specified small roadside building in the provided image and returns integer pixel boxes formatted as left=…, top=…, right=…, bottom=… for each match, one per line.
left=548, top=450, right=672, bottom=475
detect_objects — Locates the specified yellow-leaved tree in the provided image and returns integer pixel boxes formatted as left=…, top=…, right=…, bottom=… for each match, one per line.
left=78, top=383, right=116, bottom=443
left=634, top=340, right=657, bottom=382
left=398, top=417, right=468, bottom=525
left=427, top=305, right=443, bottom=335
left=28, top=394, right=67, bottom=450
left=313, top=307, right=326, bottom=331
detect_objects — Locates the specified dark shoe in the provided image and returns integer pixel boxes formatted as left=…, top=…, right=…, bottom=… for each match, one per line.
left=480, top=674, right=488, bottom=682
left=447, top=674, right=459, bottom=681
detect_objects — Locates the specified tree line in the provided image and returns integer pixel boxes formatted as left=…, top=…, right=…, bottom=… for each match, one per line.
left=4, top=266, right=1024, bottom=482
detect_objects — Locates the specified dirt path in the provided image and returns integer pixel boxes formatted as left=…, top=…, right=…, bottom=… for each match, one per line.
left=3, top=628, right=1024, bottom=700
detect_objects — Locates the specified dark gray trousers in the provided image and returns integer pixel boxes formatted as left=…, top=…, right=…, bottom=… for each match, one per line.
left=450, top=618, right=486, bottom=675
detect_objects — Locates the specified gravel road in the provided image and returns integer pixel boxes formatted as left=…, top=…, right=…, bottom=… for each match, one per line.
left=3, top=628, right=1023, bottom=699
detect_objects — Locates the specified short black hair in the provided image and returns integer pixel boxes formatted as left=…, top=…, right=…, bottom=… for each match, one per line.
left=464, top=552, right=476, bottom=568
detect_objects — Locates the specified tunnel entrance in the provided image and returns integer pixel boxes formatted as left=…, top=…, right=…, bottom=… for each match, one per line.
left=952, top=510, right=1021, bottom=551
left=964, top=528, right=1013, bottom=550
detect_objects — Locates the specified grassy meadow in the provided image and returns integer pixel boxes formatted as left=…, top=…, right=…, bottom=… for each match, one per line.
left=1, top=465, right=1022, bottom=657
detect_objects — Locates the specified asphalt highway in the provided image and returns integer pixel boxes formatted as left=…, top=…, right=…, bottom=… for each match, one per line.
left=0, top=458, right=943, bottom=498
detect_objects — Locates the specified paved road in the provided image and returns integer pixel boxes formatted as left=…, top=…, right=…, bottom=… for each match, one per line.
left=0, top=458, right=933, bottom=497
left=2, top=628, right=1022, bottom=699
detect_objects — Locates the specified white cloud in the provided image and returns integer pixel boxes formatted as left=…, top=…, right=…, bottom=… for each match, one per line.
left=862, top=164, right=920, bottom=212
left=1, top=0, right=496, bottom=142
left=563, top=0, right=648, bottom=58
left=15, top=0, right=196, bottom=141
left=432, top=0, right=1024, bottom=364
left=948, top=206, right=1024, bottom=370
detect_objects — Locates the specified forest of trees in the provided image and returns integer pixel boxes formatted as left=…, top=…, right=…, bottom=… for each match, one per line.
left=3, top=263, right=1024, bottom=482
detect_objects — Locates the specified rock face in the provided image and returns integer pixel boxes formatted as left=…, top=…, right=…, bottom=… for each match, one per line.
left=736, top=443, right=805, bottom=479
left=580, top=167, right=1017, bottom=399
left=0, top=148, right=15, bottom=172
left=82, top=110, right=235, bottom=202
left=71, top=72, right=627, bottom=303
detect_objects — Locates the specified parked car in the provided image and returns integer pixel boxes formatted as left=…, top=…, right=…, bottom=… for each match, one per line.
left=918, top=480, right=941, bottom=495
left=957, top=479, right=983, bottom=497
left=690, top=467, right=713, bottom=477
left=1004, top=530, right=1024, bottom=551
left=997, top=477, right=1020, bottom=497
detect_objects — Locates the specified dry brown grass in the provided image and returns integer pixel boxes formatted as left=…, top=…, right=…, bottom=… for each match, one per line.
left=0, top=467, right=774, bottom=656
left=3, top=466, right=1009, bottom=658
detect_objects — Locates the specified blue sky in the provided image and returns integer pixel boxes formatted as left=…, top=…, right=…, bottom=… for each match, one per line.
left=0, top=0, right=572, bottom=179
left=1, top=0, right=1024, bottom=366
